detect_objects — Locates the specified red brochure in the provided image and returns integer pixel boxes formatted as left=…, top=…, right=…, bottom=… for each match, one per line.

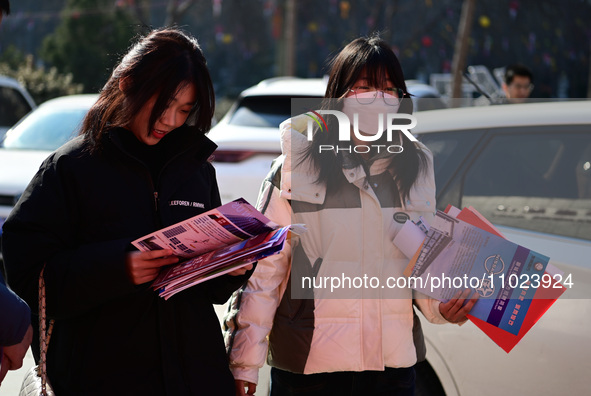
left=449, top=205, right=566, bottom=353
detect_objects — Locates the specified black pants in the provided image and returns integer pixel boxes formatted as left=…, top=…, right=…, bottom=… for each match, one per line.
left=270, top=366, right=416, bottom=396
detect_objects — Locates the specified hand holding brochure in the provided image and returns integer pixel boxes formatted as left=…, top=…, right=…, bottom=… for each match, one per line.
left=450, top=206, right=566, bottom=353
left=397, top=206, right=565, bottom=352
left=132, top=198, right=294, bottom=299
left=407, top=210, right=551, bottom=336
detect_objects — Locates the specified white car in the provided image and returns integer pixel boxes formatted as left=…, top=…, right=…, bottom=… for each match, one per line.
left=209, top=77, right=446, bottom=205
left=209, top=77, right=328, bottom=204
left=240, top=101, right=591, bottom=396
left=0, top=75, right=37, bottom=140
left=411, top=100, right=591, bottom=396
left=0, top=94, right=98, bottom=253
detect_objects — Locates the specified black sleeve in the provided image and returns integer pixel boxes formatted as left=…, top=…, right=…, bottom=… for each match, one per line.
left=0, top=271, right=31, bottom=346
left=2, top=155, right=137, bottom=320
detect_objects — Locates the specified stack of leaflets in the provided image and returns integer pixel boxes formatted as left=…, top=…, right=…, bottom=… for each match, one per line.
left=132, top=198, right=294, bottom=300
left=396, top=206, right=566, bottom=352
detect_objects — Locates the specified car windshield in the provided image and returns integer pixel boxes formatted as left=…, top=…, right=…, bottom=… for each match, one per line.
left=2, top=106, right=87, bottom=150
left=228, top=96, right=303, bottom=128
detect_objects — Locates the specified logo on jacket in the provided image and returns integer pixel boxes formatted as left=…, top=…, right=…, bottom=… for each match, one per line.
left=169, top=200, right=205, bottom=209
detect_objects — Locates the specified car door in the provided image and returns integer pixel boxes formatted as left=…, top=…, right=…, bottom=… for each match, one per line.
left=417, top=125, right=591, bottom=395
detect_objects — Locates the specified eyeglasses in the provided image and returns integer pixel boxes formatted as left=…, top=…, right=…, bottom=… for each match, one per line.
left=510, top=83, right=534, bottom=91
left=348, top=87, right=405, bottom=106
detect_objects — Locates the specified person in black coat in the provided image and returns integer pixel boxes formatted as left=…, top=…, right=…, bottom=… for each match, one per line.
left=1, top=27, right=252, bottom=395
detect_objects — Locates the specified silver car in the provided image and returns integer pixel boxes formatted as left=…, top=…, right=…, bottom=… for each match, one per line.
left=412, top=100, right=591, bottom=396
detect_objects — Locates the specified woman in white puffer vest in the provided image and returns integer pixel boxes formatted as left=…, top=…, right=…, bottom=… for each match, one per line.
left=224, top=35, right=476, bottom=396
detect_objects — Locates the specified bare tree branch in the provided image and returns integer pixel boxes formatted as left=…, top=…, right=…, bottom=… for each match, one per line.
left=165, top=0, right=197, bottom=27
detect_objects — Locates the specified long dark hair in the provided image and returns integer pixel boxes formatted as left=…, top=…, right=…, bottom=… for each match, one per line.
left=305, top=34, right=427, bottom=202
left=80, top=28, right=215, bottom=152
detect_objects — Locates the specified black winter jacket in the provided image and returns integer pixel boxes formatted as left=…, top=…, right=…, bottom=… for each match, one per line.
left=2, top=126, right=249, bottom=395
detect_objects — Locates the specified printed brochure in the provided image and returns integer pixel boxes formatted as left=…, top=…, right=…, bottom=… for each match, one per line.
left=132, top=198, right=293, bottom=299
left=398, top=207, right=565, bottom=350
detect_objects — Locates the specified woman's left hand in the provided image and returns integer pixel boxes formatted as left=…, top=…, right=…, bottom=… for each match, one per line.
left=227, top=264, right=253, bottom=276
left=439, top=289, right=479, bottom=323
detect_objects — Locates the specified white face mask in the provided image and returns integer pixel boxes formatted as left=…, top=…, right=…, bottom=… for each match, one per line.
left=341, top=92, right=400, bottom=139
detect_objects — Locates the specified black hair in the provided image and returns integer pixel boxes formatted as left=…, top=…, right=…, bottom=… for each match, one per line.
left=504, top=64, right=533, bottom=85
left=304, top=34, right=427, bottom=202
left=81, top=27, right=215, bottom=152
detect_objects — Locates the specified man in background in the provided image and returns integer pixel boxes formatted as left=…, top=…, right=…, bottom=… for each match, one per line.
left=502, top=64, right=534, bottom=103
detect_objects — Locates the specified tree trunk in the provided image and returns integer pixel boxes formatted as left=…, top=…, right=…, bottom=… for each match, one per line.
left=451, top=0, right=476, bottom=106
left=283, top=0, right=296, bottom=76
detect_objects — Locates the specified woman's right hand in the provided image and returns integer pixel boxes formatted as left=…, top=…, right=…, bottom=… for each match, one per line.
left=235, top=379, right=257, bottom=396
left=125, top=249, right=179, bottom=285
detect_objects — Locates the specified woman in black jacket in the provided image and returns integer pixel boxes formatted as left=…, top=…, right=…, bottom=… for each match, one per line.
left=2, top=28, right=251, bottom=395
